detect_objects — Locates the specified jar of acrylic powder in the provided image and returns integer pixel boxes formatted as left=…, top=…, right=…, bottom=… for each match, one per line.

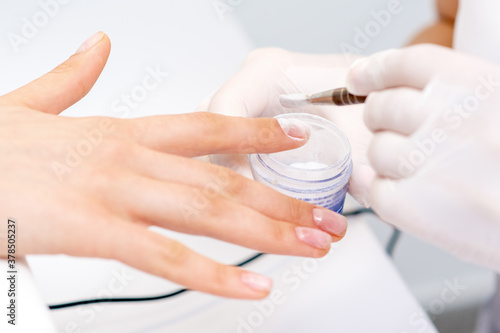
left=249, top=113, right=352, bottom=213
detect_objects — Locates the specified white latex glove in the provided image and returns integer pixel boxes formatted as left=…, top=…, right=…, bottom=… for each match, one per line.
left=346, top=44, right=500, bottom=271
left=199, top=48, right=375, bottom=207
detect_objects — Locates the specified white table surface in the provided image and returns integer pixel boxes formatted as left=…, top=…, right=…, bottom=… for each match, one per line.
left=1, top=1, right=437, bottom=332
left=2, top=217, right=437, bottom=333
left=0, top=258, right=57, bottom=332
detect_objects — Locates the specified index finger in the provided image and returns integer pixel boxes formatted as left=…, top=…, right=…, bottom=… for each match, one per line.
left=345, top=44, right=467, bottom=95
left=125, top=112, right=311, bottom=157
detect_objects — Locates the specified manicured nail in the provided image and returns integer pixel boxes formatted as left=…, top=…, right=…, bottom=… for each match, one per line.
left=313, top=208, right=347, bottom=236
left=76, top=31, right=104, bottom=54
left=277, top=118, right=311, bottom=141
left=241, top=272, right=273, bottom=292
left=295, top=227, right=332, bottom=250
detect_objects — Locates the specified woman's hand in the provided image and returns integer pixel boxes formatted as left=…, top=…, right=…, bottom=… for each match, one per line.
left=200, top=48, right=375, bottom=207
left=0, top=32, right=348, bottom=299
left=346, top=44, right=500, bottom=271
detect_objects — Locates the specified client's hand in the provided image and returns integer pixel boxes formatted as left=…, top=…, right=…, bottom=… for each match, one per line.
left=0, top=32, right=347, bottom=299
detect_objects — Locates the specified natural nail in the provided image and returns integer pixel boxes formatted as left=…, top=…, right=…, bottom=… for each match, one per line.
left=295, top=227, right=332, bottom=250
left=241, top=272, right=273, bottom=292
left=313, top=208, right=347, bottom=236
left=76, top=31, right=104, bottom=54
left=277, top=118, right=311, bottom=141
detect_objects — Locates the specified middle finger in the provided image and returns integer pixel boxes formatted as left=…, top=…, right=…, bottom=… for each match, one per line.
left=129, top=146, right=347, bottom=239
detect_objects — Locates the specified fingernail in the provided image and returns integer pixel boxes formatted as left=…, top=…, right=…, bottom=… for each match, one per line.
left=346, top=58, right=369, bottom=95
left=241, top=272, right=273, bottom=292
left=295, top=227, right=332, bottom=250
left=277, top=118, right=311, bottom=141
left=313, top=208, right=347, bottom=236
left=76, top=31, right=104, bottom=54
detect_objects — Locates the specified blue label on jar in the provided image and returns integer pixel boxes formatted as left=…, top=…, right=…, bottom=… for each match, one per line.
left=295, top=186, right=347, bottom=215
left=329, top=200, right=345, bottom=214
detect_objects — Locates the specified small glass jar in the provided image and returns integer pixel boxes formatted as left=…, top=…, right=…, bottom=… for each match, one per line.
left=249, top=113, right=352, bottom=214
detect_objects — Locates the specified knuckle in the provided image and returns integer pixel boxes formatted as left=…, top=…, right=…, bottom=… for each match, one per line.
left=191, top=111, right=219, bottom=123
left=270, top=221, right=286, bottom=243
left=191, top=112, right=223, bottom=131
left=207, top=195, right=227, bottom=217
left=50, top=59, right=74, bottom=75
left=212, top=264, right=231, bottom=288
left=122, top=118, right=149, bottom=143
left=222, top=170, right=246, bottom=196
left=160, top=239, right=189, bottom=266
left=111, top=117, right=132, bottom=137
left=194, top=194, right=226, bottom=220
left=192, top=112, right=227, bottom=148
left=99, top=136, right=128, bottom=161
left=49, top=57, right=91, bottom=96
left=286, top=199, right=310, bottom=224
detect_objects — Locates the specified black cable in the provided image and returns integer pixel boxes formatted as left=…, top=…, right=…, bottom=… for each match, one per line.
left=345, top=208, right=402, bottom=256
left=386, top=228, right=401, bottom=257
left=48, top=210, right=376, bottom=310
left=343, top=207, right=373, bottom=217
left=49, top=288, right=190, bottom=310
left=48, top=253, right=265, bottom=310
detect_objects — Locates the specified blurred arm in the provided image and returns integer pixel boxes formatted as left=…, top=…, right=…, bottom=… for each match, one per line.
left=408, top=0, right=458, bottom=47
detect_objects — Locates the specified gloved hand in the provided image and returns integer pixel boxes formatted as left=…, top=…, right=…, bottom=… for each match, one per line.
left=200, top=48, right=375, bottom=207
left=346, top=44, right=500, bottom=271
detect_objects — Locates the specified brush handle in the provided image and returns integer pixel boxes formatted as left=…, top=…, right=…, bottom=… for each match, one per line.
left=310, top=88, right=366, bottom=106
left=331, top=88, right=367, bottom=105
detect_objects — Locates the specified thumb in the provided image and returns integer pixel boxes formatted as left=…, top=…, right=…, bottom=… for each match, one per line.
left=1, top=31, right=111, bottom=115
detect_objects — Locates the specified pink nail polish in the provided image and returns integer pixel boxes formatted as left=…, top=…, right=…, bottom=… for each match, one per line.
left=76, top=31, right=104, bottom=54
left=295, top=227, right=332, bottom=250
left=313, top=208, right=347, bottom=236
left=241, top=272, right=272, bottom=292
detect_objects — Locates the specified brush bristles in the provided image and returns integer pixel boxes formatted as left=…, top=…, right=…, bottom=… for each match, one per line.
left=279, top=94, right=311, bottom=108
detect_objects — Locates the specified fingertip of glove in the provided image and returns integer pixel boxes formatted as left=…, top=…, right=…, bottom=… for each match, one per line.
left=346, top=58, right=370, bottom=96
